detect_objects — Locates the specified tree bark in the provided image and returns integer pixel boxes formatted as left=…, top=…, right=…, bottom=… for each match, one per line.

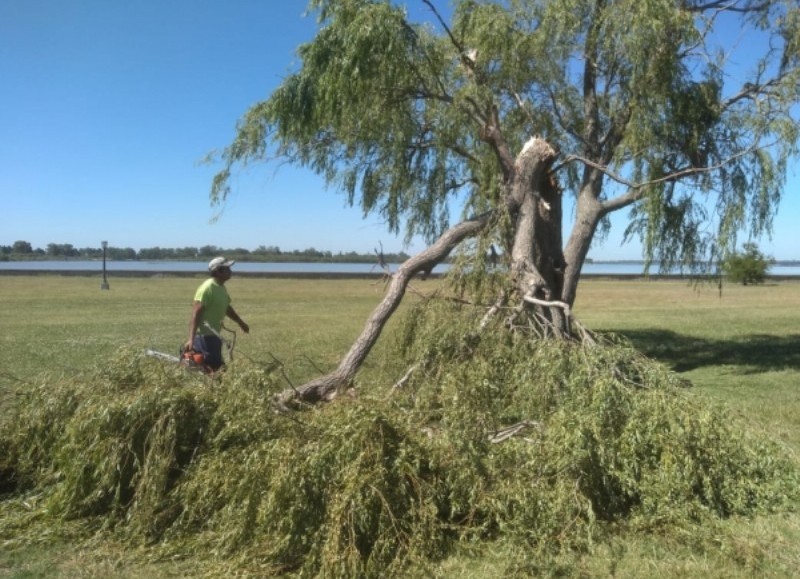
left=562, top=188, right=603, bottom=307
left=507, top=137, right=565, bottom=334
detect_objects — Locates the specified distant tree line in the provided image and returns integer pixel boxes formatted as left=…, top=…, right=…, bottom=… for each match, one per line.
left=0, top=241, right=411, bottom=264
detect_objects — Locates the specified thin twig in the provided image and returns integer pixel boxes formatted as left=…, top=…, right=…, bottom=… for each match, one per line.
left=489, top=419, right=541, bottom=443
left=392, top=365, right=418, bottom=390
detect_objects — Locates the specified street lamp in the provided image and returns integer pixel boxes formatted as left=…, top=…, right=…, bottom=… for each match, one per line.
left=100, top=240, right=110, bottom=290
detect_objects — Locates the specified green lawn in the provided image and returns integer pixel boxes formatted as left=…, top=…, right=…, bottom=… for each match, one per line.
left=0, top=275, right=403, bottom=399
left=1, top=274, right=799, bottom=577
left=575, top=279, right=800, bottom=453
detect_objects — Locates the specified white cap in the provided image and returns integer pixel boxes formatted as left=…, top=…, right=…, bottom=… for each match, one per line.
left=208, top=256, right=235, bottom=272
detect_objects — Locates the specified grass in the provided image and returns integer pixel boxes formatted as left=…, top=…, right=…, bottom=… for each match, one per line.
left=575, top=279, right=800, bottom=453
left=0, top=275, right=403, bottom=404
left=1, top=274, right=799, bottom=577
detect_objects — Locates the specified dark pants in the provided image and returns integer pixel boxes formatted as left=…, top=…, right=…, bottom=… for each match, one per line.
left=193, top=334, right=224, bottom=371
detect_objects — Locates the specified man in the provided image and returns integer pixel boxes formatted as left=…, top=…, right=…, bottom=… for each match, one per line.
left=184, top=256, right=250, bottom=372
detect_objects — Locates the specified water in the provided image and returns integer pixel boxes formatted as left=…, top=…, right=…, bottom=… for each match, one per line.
left=0, top=260, right=430, bottom=274
left=584, top=262, right=800, bottom=276
left=2, top=260, right=799, bottom=276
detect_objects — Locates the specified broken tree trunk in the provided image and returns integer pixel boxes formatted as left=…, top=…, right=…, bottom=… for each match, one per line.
left=276, top=136, right=564, bottom=408
left=507, top=137, right=567, bottom=336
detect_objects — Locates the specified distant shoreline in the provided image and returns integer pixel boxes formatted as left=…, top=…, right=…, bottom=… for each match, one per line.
left=3, top=258, right=800, bottom=268
left=2, top=258, right=799, bottom=279
left=2, top=269, right=799, bottom=282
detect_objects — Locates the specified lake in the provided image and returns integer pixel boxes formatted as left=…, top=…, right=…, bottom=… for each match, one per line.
left=0, top=261, right=426, bottom=274
left=1, top=260, right=799, bottom=276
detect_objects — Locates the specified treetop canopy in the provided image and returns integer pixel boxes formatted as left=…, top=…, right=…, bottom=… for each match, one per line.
left=213, top=0, right=799, bottom=273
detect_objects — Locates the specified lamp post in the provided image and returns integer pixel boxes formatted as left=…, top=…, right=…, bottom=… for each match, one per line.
left=100, top=241, right=110, bottom=290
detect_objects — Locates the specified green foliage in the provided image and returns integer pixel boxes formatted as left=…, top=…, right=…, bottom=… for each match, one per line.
left=213, top=0, right=800, bottom=280
left=2, top=351, right=218, bottom=537
left=396, top=299, right=798, bottom=528
left=2, top=303, right=798, bottom=576
left=722, top=242, right=773, bottom=285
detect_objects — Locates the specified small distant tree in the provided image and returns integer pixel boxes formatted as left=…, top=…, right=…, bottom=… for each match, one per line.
left=198, top=245, right=219, bottom=258
left=722, top=243, right=772, bottom=285
left=46, top=243, right=78, bottom=258
left=12, top=240, right=33, bottom=254
left=138, top=247, right=167, bottom=260
left=109, top=247, right=137, bottom=260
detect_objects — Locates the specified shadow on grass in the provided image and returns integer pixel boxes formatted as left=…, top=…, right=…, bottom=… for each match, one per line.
left=601, top=329, right=800, bottom=374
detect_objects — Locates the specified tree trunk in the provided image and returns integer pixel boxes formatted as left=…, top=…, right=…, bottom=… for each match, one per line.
left=507, top=138, right=566, bottom=334
left=562, top=189, right=603, bottom=307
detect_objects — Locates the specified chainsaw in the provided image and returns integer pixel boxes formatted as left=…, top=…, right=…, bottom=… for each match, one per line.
left=145, top=322, right=236, bottom=372
left=145, top=346, right=207, bottom=371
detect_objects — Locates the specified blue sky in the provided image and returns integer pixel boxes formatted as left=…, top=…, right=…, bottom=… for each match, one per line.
left=1, top=1, right=797, bottom=260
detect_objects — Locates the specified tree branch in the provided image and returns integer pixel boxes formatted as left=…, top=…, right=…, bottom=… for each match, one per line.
left=684, top=0, right=772, bottom=14
left=522, top=295, right=571, bottom=319
left=488, top=419, right=540, bottom=444
left=277, top=209, right=497, bottom=407
left=558, top=135, right=773, bottom=216
left=420, top=0, right=482, bottom=82
left=723, top=77, right=784, bottom=109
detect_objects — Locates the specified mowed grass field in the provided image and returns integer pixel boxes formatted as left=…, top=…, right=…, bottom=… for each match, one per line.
left=0, top=274, right=411, bottom=406
left=1, top=273, right=799, bottom=577
left=575, top=279, right=800, bottom=454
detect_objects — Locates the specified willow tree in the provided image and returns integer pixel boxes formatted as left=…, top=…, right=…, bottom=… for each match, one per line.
left=213, top=0, right=799, bottom=404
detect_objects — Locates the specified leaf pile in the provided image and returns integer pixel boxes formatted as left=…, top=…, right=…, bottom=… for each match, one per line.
left=1, top=302, right=797, bottom=577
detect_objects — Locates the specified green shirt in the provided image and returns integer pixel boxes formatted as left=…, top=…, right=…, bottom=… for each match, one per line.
left=194, top=278, right=231, bottom=335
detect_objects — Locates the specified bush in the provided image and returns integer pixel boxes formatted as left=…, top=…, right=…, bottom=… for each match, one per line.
left=722, top=243, right=772, bottom=285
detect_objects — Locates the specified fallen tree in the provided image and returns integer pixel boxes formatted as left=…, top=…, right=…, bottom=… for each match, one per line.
left=3, top=2, right=800, bottom=575
left=1, top=328, right=798, bottom=576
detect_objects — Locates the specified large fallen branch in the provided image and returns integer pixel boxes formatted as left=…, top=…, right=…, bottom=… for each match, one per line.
left=276, top=211, right=495, bottom=408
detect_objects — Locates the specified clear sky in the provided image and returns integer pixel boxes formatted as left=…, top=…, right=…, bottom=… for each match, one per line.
left=1, top=1, right=797, bottom=260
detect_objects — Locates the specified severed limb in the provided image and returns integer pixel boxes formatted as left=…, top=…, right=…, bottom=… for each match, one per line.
left=276, top=211, right=495, bottom=408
